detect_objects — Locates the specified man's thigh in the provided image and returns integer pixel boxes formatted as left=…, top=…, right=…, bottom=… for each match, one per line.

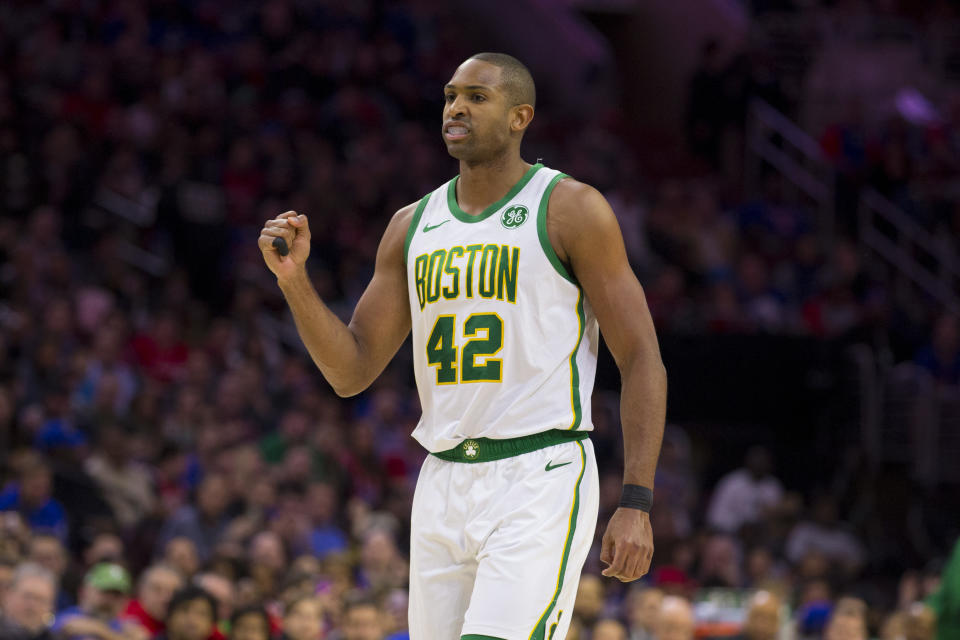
left=409, top=455, right=478, bottom=640
left=460, top=440, right=600, bottom=640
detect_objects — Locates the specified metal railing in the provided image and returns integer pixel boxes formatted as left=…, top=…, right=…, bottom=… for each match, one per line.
left=746, top=98, right=836, bottom=248
left=84, top=184, right=170, bottom=277
left=746, top=98, right=960, bottom=311
left=858, top=190, right=960, bottom=312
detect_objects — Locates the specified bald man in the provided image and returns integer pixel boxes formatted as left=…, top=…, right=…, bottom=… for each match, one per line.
left=710, top=591, right=781, bottom=640
left=593, top=618, right=628, bottom=640
left=574, top=575, right=606, bottom=630
left=825, top=613, right=868, bottom=640
left=903, top=602, right=936, bottom=640
left=625, top=586, right=662, bottom=640
left=655, top=596, right=695, bottom=640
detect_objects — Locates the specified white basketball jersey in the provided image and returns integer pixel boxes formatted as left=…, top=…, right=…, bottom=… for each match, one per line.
left=404, top=163, right=599, bottom=453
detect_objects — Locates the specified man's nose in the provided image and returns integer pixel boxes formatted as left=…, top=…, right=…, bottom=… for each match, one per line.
left=447, top=96, right=467, bottom=118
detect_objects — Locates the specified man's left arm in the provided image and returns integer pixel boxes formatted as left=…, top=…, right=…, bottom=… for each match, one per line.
left=548, top=179, right=668, bottom=582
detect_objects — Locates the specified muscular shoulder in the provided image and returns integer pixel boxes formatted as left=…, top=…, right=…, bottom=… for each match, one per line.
left=546, top=177, right=618, bottom=265
left=550, top=177, right=608, bottom=213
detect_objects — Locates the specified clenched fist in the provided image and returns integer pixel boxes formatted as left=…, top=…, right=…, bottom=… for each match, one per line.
left=259, top=211, right=311, bottom=281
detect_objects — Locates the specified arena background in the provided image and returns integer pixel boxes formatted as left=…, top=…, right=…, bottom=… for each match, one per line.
left=0, top=1, right=959, bottom=639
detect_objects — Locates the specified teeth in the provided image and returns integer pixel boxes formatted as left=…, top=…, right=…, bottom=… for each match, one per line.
left=448, top=126, right=468, bottom=135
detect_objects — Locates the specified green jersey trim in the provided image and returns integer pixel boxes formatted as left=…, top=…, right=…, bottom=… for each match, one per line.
left=535, top=173, right=577, bottom=285
left=567, top=289, right=585, bottom=430
left=403, top=194, right=431, bottom=266
left=430, top=429, right=587, bottom=463
left=534, top=172, right=584, bottom=430
left=461, top=636, right=507, bottom=640
left=446, top=163, right=544, bottom=224
left=528, top=440, right=586, bottom=640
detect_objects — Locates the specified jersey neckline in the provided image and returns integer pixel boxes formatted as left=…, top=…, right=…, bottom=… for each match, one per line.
left=446, top=162, right=543, bottom=224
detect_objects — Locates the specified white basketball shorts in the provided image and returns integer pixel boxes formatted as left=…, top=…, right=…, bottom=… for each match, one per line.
left=408, top=437, right=600, bottom=640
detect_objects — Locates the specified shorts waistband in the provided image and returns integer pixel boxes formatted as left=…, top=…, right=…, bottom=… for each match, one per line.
left=430, top=429, right=589, bottom=463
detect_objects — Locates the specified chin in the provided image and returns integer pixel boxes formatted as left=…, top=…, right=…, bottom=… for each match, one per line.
left=445, top=143, right=470, bottom=160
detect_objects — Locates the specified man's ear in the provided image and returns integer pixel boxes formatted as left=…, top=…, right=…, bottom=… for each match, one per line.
left=510, top=104, right=534, bottom=134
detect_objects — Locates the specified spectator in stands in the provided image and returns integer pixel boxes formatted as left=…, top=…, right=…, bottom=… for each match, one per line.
left=131, top=312, right=190, bottom=385
left=593, top=618, right=628, bottom=640
left=0, top=461, right=69, bottom=542
left=903, top=602, right=936, bottom=640
left=34, top=385, right=88, bottom=458
left=26, top=535, right=71, bottom=611
left=228, top=606, right=270, bottom=640
left=706, top=446, right=784, bottom=534
left=713, top=590, right=781, bottom=640
left=121, top=565, right=184, bottom=638
left=0, top=562, right=57, bottom=640
left=653, top=426, right=697, bottom=539
left=624, top=586, right=662, bottom=640
left=340, top=596, right=385, bottom=640
left=743, top=546, right=782, bottom=589
left=914, top=314, right=960, bottom=386
left=881, top=611, right=906, bottom=640
left=281, top=596, right=323, bottom=640
left=795, top=579, right=833, bottom=637
left=573, top=575, right=606, bottom=632
left=698, top=534, right=742, bottom=588
left=247, top=532, right=286, bottom=598
left=357, top=529, right=406, bottom=593
left=654, top=596, right=695, bottom=640
left=0, top=558, right=16, bottom=604
left=156, top=474, right=233, bottom=563
left=193, top=573, right=233, bottom=639
left=823, top=598, right=868, bottom=640
left=161, top=539, right=201, bottom=582
left=158, top=587, right=216, bottom=640
left=380, top=589, right=408, bottom=640
left=83, top=534, right=125, bottom=568
left=824, top=613, right=867, bottom=640
left=84, top=423, right=157, bottom=532
left=306, top=482, right=348, bottom=560
left=786, top=495, right=865, bottom=576
left=52, top=563, right=135, bottom=640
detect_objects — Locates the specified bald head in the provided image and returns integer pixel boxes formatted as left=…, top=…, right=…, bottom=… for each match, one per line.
left=744, top=591, right=781, bottom=640
left=904, top=603, right=935, bottom=640
left=593, top=618, right=627, bottom=640
left=467, top=52, right=536, bottom=108
left=656, top=596, right=695, bottom=640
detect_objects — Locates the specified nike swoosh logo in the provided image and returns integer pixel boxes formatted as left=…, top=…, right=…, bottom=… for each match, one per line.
left=423, top=220, right=450, bottom=232
left=545, top=461, right=573, bottom=472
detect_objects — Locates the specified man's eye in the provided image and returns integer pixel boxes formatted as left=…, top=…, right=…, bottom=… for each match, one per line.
left=445, top=94, right=455, bottom=102
left=472, top=95, right=486, bottom=102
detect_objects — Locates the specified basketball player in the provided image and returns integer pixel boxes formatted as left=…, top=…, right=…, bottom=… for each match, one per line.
left=259, top=53, right=667, bottom=640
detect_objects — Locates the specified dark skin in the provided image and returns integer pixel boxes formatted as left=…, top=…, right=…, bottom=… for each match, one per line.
left=259, top=58, right=666, bottom=583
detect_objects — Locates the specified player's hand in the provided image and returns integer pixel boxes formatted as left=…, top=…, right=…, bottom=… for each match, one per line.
left=259, top=211, right=311, bottom=281
left=600, top=508, right=653, bottom=582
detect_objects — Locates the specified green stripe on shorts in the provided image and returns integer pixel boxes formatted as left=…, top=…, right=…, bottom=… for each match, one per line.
left=528, top=440, right=586, bottom=640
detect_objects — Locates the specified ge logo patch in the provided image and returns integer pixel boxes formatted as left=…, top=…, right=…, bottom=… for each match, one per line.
left=463, top=440, right=480, bottom=459
left=501, top=205, right=528, bottom=229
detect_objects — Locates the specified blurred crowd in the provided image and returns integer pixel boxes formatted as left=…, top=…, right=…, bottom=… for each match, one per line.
left=0, top=1, right=959, bottom=640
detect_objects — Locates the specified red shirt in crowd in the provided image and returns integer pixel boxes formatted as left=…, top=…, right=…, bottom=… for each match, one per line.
left=121, top=600, right=164, bottom=637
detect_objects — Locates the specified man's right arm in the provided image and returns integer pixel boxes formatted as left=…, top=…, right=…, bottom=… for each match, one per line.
left=259, top=205, right=414, bottom=397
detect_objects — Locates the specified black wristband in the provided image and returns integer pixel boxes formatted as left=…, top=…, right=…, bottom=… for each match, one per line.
left=619, top=484, right=653, bottom=512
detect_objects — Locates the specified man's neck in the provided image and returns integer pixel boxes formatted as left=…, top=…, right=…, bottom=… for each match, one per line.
left=456, top=154, right=530, bottom=216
